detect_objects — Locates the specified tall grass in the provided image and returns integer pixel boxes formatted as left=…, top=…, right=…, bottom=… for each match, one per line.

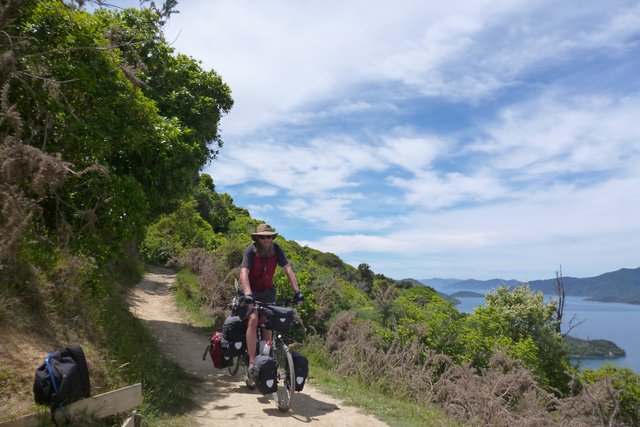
left=299, top=336, right=459, bottom=427
left=173, top=269, right=215, bottom=329
left=95, top=283, right=200, bottom=417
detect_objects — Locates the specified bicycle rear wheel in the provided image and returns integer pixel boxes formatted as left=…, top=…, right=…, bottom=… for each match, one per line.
left=241, top=353, right=255, bottom=389
left=227, top=355, right=240, bottom=376
left=271, top=340, right=295, bottom=412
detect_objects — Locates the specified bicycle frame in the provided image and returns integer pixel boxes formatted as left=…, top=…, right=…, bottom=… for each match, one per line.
left=228, top=300, right=298, bottom=412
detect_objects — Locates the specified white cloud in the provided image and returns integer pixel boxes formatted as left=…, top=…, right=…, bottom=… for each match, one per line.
left=304, top=174, right=640, bottom=277
left=378, top=135, right=445, bottom=174
left=163, top=0, right=640, bottom=135
left=244, top=186, right=279, bottom=197
left=208, top=135, right=387, bottom=195
left=470, top=93, right=640, bottom=177
left=387, top=169, right=508, bottom=209
left=280, top=196, right=394, bottom=232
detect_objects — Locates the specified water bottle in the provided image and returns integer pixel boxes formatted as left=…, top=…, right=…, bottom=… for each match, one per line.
left=261, top=340, right=272, bottom=355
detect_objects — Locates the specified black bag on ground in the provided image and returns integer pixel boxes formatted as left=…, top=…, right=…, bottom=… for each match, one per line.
left=264, top=305, right=294, bottom=331
left=253, top=354, right=278, bottom=394
left=290, top=351, right=308, bottom=391
left=33, top=344, right=91, bottom=408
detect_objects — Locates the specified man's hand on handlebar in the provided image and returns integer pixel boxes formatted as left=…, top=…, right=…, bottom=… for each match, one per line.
left=293, top=291, right=304, bottom=303
left=243, top=294, right=254, bottom=305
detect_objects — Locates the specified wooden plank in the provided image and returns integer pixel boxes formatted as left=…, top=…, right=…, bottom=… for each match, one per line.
left=0, top=412, right=46, bottom=427
left=64, top=383, right=143, bottom=419
left=0, top=383, right=143, bottom=427
left=121, top=411, right=141, bottom=427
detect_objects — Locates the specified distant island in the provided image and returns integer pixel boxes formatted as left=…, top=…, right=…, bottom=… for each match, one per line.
left=449, top=291, right=485, bottom=298
left=565, top=336, right=626, bottom=359
left=437, top=292, right=460, bottom=305
left=585, top=295, right=640, bottom=305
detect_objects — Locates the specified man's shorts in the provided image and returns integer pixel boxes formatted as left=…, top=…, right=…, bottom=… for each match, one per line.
left=238, top=287, right=276, bottom=321
left=251, top=286, right=276, bottom=304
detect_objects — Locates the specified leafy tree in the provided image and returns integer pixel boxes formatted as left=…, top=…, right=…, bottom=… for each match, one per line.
left=141, top=198, right=219, bottom=263
left=1, top=1, right=232, bottom=271
left=310, top=250, right=344, bottom=270
left=461, top=285, right=572, bottom=393
left=357, top=262, right=374, bottom=293
left=372, top=283, right=399, bottom=327
left=192, top=174, right=233, bottom=233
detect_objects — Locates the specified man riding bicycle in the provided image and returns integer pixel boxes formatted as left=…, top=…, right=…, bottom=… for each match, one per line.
left=239, top=223, right=304, bottom=374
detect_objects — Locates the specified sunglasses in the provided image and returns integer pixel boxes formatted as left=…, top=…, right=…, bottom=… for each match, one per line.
left=258, top=235, right=273, bottom=240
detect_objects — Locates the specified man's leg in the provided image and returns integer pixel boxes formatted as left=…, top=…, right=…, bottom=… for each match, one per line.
left=246, top=310, right=259, bottom=366
left=262, top=314, right=273, bottom=342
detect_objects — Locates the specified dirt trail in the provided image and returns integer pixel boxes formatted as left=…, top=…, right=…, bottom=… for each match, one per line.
left=128, top=266, right=389, bottom=427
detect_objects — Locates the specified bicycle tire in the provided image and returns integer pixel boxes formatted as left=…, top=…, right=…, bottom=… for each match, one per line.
left=241, top=353, right=256, bottom=389
left=271, top=340, right=295, bottom=412
left=227, top=355, right=240, bottom=376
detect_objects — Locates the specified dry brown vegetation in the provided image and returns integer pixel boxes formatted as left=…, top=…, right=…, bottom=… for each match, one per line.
left=177, top=246, right=243, bottom=324
left=325, top=310, right=631, bottom=426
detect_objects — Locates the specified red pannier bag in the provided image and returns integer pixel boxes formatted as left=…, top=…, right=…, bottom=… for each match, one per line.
left=202, top=331, right=232, bottom=369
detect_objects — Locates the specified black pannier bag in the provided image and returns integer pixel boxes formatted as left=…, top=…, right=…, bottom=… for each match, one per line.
left=221, top=337, right=245, bottom=357
left=222, top=315, right=246, bottom=342
left=264, top=306, right=294, bottom=331
left=33, top=344, right=91, bottom=408
left=222, top=315, right=246, bottom=356
left=290, top=351, right=308, bottom=391
left=253, top=354, right=278, bottom=394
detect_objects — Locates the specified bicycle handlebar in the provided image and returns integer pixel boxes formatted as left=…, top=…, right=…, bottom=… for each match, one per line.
left=244, top=296, right=299, bottom=308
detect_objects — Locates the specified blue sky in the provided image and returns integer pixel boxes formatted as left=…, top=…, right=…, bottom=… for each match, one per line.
left=150, top=0, right=640, bottom=281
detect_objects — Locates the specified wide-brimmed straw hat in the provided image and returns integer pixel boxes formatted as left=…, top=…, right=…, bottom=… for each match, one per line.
left=251, top=223, right=278, bottom=239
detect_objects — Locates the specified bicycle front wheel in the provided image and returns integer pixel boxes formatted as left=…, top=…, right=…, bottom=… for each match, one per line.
left=271, top=340, right=295, bottom=412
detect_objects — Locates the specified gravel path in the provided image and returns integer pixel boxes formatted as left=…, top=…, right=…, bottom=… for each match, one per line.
left=128, top=266, right=389, bottom=427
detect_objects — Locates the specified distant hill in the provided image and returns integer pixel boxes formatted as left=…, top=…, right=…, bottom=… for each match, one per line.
left=398, top=278, right=425, bottom=287
left=528, top=268, right=640, bottom=297
left=420, top=277, right=520, bottom=291
left=419, top=267, right=640, bottom=298
left=419, top=278, right=463, bottom=288
left=449, top=278, right=521, bottom=291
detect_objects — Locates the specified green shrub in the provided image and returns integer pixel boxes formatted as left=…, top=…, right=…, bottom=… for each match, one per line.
left=580, top=365, right=640, bottom=426
left=141, top=199, right=219, bottom=263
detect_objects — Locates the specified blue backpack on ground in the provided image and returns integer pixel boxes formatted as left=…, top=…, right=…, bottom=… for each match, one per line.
left=33, top=344, right=91, bottom=424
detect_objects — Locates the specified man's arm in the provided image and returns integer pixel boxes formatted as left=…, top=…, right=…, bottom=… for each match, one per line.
left=239, top=267, right=252, bottom=296
left=283, top=263, right=300, bottom=293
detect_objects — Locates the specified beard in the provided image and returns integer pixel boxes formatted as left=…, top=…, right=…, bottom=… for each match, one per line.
left=255, top=241, right=275, bottom=257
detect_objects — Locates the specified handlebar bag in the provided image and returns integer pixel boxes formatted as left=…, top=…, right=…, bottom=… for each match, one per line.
left=264, top=306, right=294, bottom=331
left=253, top=354, right=278, bottom=394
